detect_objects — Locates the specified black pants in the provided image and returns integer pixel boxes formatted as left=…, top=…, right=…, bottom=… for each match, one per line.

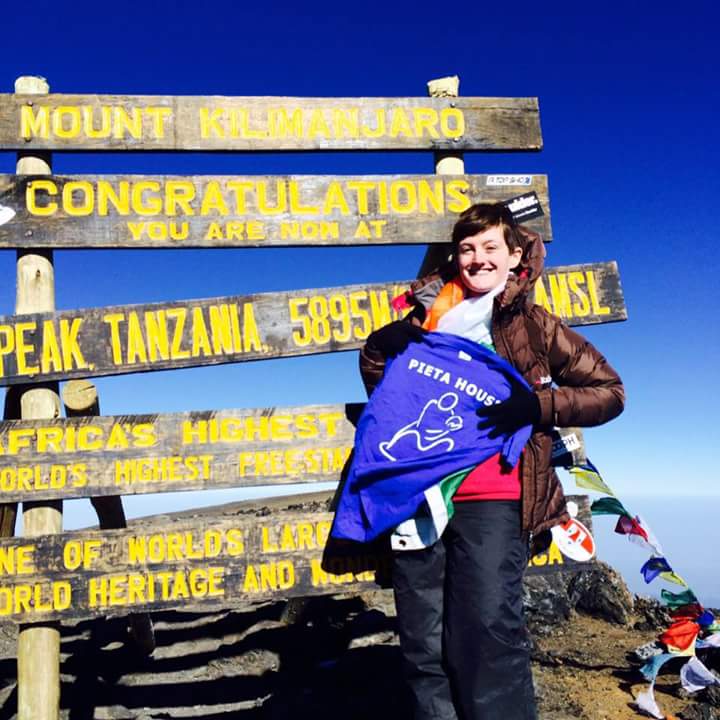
left=392, top=501, right=536, bottom=720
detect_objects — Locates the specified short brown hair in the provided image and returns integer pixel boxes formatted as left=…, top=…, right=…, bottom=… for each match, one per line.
left=451, top=202, right=522, bottom=252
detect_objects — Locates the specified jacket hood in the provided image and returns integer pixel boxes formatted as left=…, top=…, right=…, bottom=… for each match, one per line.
left=498, top=225, right=545, bottom=311
left=406, top=225, right=546, bottom=317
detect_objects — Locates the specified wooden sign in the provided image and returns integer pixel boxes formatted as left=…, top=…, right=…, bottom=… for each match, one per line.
left=0, top=496, right=591, bottom=623
left=0, top=264, right=626, bottom=387
left=0, top=95, right=541, bottom=152
left=0, top=400, right=583, bottom=503
left=0, top=174, right=551, bottom=248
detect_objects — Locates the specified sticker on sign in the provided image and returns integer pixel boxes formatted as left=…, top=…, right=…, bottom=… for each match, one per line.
left=551, top=518, right=596, bottom=562
left=0, top=205, right=15, bottom=227
left=553, top=432, right=580, bottom=454
left=486, top=175, right=533, bottom=186
left=504, top=191, right=544, bottom=223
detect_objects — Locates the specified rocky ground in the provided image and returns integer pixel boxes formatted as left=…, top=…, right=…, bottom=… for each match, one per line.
left=0, top=497, right=717, bottom=719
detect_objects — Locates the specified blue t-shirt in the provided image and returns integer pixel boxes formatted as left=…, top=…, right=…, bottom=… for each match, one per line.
left=332, top=331, right=533, bottom=543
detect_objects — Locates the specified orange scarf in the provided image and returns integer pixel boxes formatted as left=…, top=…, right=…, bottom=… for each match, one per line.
left=421, top=278, right=466, bottom=331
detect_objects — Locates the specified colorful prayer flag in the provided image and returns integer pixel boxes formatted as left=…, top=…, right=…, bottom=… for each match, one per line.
left=640, top=653, right=675, bottom=682
left=635, top=685, right=664, bottom=719
left=569, top=460, right=616, bottom=496
left=570, top=459, right=709, bottom=720
left=680, top=657, right=720, bottom=693
left=632, top=515, right=663, bottom=555
left=590, top=497, right=631, bottom=517
left=661, top=588, right=699, bottom=609
left=659, top=570, right=688, bottom=587
left=696, top=632, right=720, bottom=649
left=671, top=604, right=703, bottom=621
left=615, top=515, right=649, bottom=541
left=640, top=557, right=672, bottom=584
left=661, top=620, right=700, bottom=652
left=697, top=610, right=715, bottom=627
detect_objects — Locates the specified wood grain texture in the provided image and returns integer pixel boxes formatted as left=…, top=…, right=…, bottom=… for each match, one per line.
left=13, top=73, right=61, bottom=720
left=0, top=174, right=551, bottom=247
left=61, top=378, right=98, bottom=413
left=0, top=402, right=583, bottom=503
left=61, top=378, right=128, bottom=530
left=0, top=496, right=591, bottom=623
left=0, top=386, right=21, bottom=537
left=421, top=75, right=465, bottom=276
left=0, top=263, right=626, bottom=387
left=0, top=95, right=541, bottom=151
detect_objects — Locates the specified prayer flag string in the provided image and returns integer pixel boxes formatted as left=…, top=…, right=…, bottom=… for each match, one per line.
left=568, top=461, right=719, bottom=717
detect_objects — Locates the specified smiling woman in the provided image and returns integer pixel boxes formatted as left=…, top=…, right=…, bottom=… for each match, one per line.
left=455, top=225, right=523, bottom=296
left=346, top=201, right=625, bottom=720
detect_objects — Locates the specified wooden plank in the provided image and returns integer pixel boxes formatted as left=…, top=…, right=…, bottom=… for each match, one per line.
left=0, top=263, right=626, bottom=387
left=0, top=495, right=591, bottom=624
left=0, top=174, right=552, bottom=248
left=0, top=401, right=583, bottom=503
left=0, top=95, right=542, bottom=152
left=533, top=261, right=627, bottom=325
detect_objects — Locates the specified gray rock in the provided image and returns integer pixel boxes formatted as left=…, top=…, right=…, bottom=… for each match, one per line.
left=701, top=685, right=720, bottom=708
left=567, top=561, right=634, bottom=624
left=680, top=703, right=720, bottom=720
left=359, top=589, right=397, bottom=618
left=523, top=573, right=574, bottom=635
left=633, top=595, right=673, bottom=631
left=348, top=631, right=397, bottom=649
left=628, top=639, right=664, bottom=664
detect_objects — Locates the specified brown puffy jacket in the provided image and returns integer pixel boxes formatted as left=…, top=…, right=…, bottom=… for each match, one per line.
left=359, top=227, right=625, bottom=549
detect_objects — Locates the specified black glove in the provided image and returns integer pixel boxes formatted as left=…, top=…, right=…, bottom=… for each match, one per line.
left=476, top=391, right=541, bottom=439
left=367, top=321, right=425, bottom=357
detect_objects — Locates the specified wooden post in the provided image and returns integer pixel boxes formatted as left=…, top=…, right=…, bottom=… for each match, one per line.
left=0, top=388, right=21, bottom=537
left=0, top=501, right=16, bottom=537
left=418, top=75, right=465, bottom=278
left=62, top=380, right=129, bottom=528
left=14, top=75, right=62, bottom=720
left=61, top=380, right=156, bottom=655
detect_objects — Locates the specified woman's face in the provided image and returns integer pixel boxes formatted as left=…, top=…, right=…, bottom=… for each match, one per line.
left=456, top=225, right=523, bottom=296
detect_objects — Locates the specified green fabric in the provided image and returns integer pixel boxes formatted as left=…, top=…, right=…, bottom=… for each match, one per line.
left=438, top=466, right=474, bottom=520
left=661, top=588, right=698, bottom=609
left=591, top=497, right=632, bottom=517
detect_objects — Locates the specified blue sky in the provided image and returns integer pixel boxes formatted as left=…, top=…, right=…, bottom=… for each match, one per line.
left=1, top=0, right=718, bottom=555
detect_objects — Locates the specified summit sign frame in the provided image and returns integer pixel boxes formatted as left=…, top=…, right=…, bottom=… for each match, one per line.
left=1, top=75, right=618, bottom=720
left=0, top=95, right=542, bottom=151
